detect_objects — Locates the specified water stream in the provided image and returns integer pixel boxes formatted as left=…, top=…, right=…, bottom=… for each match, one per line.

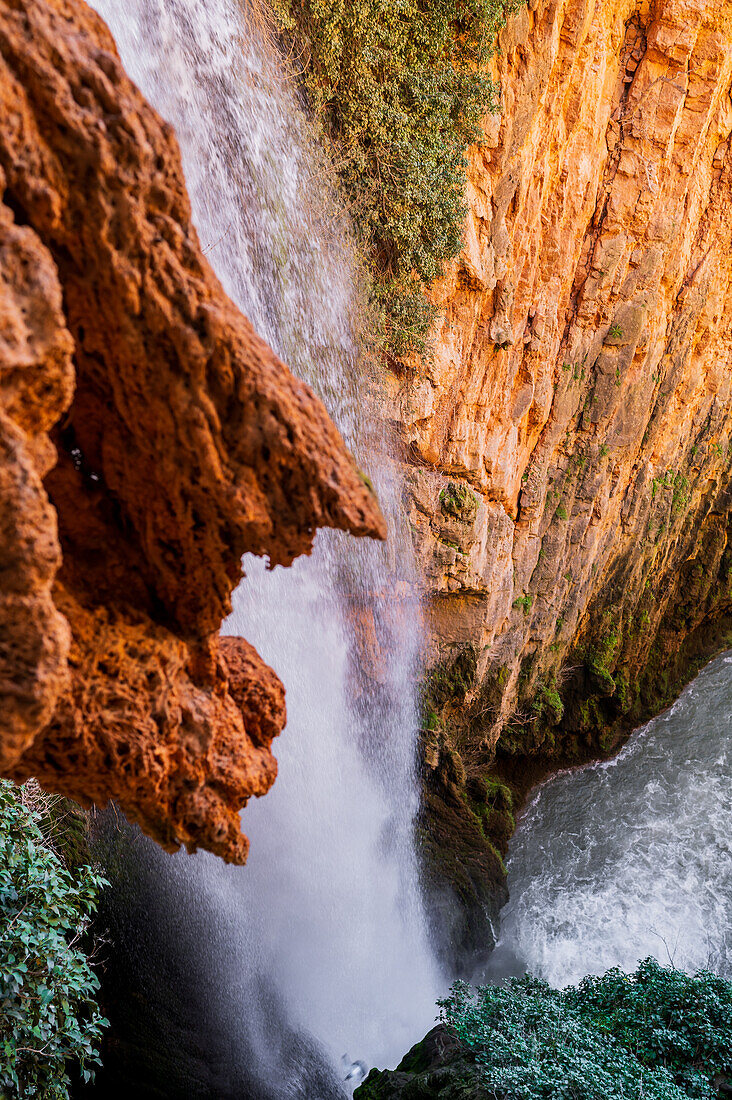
left=87, top=0, right=440, bottom=1092
left=491, top=653, right=732, bottom=987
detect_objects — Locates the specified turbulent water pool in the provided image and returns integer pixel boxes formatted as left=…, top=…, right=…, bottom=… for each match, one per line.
left=491, top=652, right=732, bottom=987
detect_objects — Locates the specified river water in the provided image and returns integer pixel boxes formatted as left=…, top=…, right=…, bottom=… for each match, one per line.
left=491, top=652, right=732, bottom=987
left=87, top=0, right=440, bottom=1093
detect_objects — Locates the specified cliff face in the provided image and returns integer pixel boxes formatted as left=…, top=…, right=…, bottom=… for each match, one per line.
left=0, top=0, right=384, bottom=863
left=391, top=0, right=732, bottom=965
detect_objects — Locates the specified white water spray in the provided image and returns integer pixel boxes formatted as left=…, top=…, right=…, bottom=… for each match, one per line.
left=493, top=653, right=732, bottom=987
left=90, top=0, right=440, bottom=1081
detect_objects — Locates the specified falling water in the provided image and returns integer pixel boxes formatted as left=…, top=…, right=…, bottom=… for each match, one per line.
left=87, top=0, right=440, bottom=1091
left=491, top=653, right=732, bottom=987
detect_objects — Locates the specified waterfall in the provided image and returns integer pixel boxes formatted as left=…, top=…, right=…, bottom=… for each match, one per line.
left=87, top=0, right=440, bottom=1090
left=490, top=653, right=732, bottom=987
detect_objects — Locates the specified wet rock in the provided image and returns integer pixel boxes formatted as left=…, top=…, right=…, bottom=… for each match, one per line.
left=355, top=1026, right=488, bottom=1100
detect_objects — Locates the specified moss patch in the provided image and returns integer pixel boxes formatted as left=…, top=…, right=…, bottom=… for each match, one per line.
left=439, top=481, right=479, bottom=523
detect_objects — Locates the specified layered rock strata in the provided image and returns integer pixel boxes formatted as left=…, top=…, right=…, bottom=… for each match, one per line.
left=389, top=0, right=732, bottom=963
left=0, top=0, right=384, bottom=862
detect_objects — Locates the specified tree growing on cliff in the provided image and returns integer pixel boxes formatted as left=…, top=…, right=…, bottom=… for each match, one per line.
left=267, top=0, right=525, bottom=356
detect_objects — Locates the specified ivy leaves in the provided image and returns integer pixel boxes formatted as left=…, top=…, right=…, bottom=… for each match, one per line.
left=0, top=782, right=108, bottom=1098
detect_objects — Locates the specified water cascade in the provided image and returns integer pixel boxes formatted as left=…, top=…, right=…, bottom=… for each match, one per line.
left=87, top=0, right=440, bottom=1091
left=491, top=653, right=732, bottom=987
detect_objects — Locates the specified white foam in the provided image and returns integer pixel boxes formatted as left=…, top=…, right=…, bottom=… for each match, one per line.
left=496, top=655, right=732, bottom=986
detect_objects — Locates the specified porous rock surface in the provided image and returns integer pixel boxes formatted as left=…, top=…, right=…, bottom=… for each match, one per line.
left=388, top=0, right=732, bottom=963
left=0, top=0, right=384, bottom=862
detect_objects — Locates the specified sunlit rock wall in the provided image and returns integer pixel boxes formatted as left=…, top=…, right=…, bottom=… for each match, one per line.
left=389, top=0, right=732, bottom=963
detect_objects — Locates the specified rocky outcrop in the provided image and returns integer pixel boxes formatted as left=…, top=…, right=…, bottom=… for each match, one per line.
left=0, top=0, right=384, bottom=862
left=388, top=0, right=732, bottom=961
left=355, top=1026, right=484, bottom=1100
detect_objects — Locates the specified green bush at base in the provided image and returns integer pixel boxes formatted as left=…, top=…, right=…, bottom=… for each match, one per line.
left=439, top=958, right=732, bottom=1099
left=0, top=781, right=108, bottom=1098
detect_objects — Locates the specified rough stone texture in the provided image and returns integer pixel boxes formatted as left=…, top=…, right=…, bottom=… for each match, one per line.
left=0, top=0, right=384, bottom=862
left=355, top=1025, right=485, bottom=1100
left=388, top=0, right=732, bottom=962
left=0, top=189, right=73, bottom=769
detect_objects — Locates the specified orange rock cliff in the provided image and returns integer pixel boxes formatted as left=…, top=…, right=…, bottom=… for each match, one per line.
left=0, top=0, right=385, bottom=863
left=381, top=0, right=732, bottom=966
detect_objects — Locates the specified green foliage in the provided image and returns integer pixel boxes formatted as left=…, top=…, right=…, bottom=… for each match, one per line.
left=439, top=959, right=732, bottom=1100
left=482, top=778, right=513, bottom=814
left=0, top=781, right=108, bottom=1098
left=556, top=503, right=568, bottom=520
left=439, top=481, right=479, bottom=522
left=421, top=705, right=440, bottom=732
left=425, top=645, right=479, bottom=708
left=652, top=469, right=675, bottom=501
left=609, top=322, right=624, bottom=338
left=532, top=676, right=564, bottom=724
left=586, top=619, right=621, bottom=696
left=268, top=0, right=524, bottom=354
left=672, top=473, right=690, bottom=516
left=513, top=594, right=532, bottom=614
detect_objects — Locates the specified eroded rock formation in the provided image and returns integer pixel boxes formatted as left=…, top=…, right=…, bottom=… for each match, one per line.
left=0, top=0, right=384, bottom=862
left=388, top=0, right=732, bottom=962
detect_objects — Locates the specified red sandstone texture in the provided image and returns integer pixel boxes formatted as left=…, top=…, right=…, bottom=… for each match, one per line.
left=0, top=0, right=384, bottom=862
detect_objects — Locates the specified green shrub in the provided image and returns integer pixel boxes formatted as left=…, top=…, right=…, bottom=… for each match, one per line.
left=0, top=781, right=108, bottom=1097
left=672, top=473, right=690, bottom=516
left=425, top=645, right=479, bottom=708
left=439, top=959, right=732, bottom=1100
left=439, top=481, right=479, bottom=522
left=268, top=0, right=525, bottom=354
